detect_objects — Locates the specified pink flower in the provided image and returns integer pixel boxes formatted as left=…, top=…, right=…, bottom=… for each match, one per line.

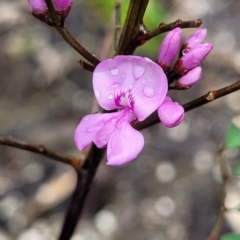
left=75, top=56, right=170, bottom=166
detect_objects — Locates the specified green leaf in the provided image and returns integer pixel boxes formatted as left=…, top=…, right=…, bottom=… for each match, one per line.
left=221, top=233, right=240, bottom=240
left=225, top=115, right=240, bottom=149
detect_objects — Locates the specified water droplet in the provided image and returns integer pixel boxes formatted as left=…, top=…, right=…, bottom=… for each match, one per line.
left=133, top=65, right=146, bottom=79
left=143, top=86, right=155, bottom=98
left=195, top=39, right=199, bottom=43
left=122, top=74, right=125, bottom=78
left=87, top=125, right=100, bottom=133
left=110, top=68, right=119, bottom=76
left=129, top=84, right=133, bottom=89
left=106, top=83, right=110, bottom=87
left=113, top=81, right=119, bottom=88
left=95, top=89, right=101, bottom=99
left=182, top=49, right=189, bottom=56
left=108, top=94, right=114, bottom=100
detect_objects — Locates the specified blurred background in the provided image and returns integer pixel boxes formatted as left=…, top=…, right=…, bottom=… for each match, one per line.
left=0, top=0, right=240, bottom=239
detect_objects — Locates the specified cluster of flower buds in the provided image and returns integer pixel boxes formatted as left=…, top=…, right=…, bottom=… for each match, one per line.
left=157, top=27, right=213, bottom=89
left=27, top=0, right=72, bottom=22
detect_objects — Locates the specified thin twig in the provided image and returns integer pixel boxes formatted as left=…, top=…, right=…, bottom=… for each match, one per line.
left=44, top=0, right=100, bottom=66
left=77, top=59, right=95, bottom=72
left=145, top=19, right=202, bottom=41
left=135, top=80, right=240, bottom=130
left=58, top=145, right=105, bottom=240
left=207, top=147, right=228, bottom=240
left=114, top=1, right=121, bottom=50
left=0, top=136, right=80, bottom=168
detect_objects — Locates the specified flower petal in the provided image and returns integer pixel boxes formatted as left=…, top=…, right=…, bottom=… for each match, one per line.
left=93, top=56, right=168, bottom=118
left=130, top=58, right=168, bottom=121
left=158, top=101, right=184, bottom=128
left=74, top=111, right=122, bottom=150
left=107, top=122, right=144, bottom=166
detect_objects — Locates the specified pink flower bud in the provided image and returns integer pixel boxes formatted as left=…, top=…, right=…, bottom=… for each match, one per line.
left=181, top=29, right=207, bottom=52
left=176, top=67, right=202, bottom=89
left=173, top=43, right=213, bottom=75
left=158, top=100, right=184, bottom=128
left=157, top=27, right=182, bottom=72
left=52, top=0, right=72, bottom=18
left=28, top=0, right=49, bottom=22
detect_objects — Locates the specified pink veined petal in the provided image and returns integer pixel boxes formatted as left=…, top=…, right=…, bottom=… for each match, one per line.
left=107, top=121, right=144, bottom=166
left=130, top=58, right=168, bottom=121
left=158, top=101, right=184, bottom=128
left=93, top=121, right=116, bottom=148
left=93, top=109, right=136, bottom=148
left=93, top=56, right=138, bottom=110
left=74, top=111, right=123, bottom=151
left=93, top=56, right=168, bottom=118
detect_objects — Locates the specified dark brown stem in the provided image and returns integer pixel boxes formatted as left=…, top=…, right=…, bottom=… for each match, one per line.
left=77, top=59, right=95, bottom=72
left=145, top=19, right=202, bottom=41
left=115, top=1, right=122, bottom=50
left=115, top=0, right=149, bottom=55
left=58, top=145, right=105, bottom=240
left=0, top=136, right=80, bottom=168
left=44, top=0, right=100, bottom=66
left=135, top=80, right=240, bottom=130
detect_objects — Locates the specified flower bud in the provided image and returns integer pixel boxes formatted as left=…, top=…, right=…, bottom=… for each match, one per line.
left=53, top=0, right=72, bottom=18
left=176, top=67, right=202, bottom=89
left=28, top=0, right=49, bottom=22
left=180, top=29, right=207, bottom=55
left=157, top=27, right=182, bottom=72
left=173, top=43, right=213, bottom=75
left=158, top=100, right=184, bottom=128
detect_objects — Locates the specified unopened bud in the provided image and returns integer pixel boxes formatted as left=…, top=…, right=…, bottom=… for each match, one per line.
left=176, top=67, right=202, bottom=89
left=28, top=0, right=49, bottom=22
left=157, top=27, right=182, bottom=72
left=158, top=97, right=184, bottom=128
left=173, top=43, right=213, bottom=75
left=53, top=0, right=72, bottom=18
left=180, top=29, right=207, bottom=56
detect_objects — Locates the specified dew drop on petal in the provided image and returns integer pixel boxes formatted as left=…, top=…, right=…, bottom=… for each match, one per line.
left=129, top=84, right=133, bottom=89
left=143, top=86, right=155, bottom=98
left=182, top=49, right=189, bottom=56
left=110, top=68, right=119, bottom=76
left=106, top=83, right=110, bottom=87
left=87, top=125, right=100, bottom=133
left=195, top=39, right=199, bottom=43
left=133, top=65, right=146, bottom=79
left=113, top=81, right=120, bottom=88
left=108, top=94, right=114, bottom=100
left=95, top=89, right=101, bottom=99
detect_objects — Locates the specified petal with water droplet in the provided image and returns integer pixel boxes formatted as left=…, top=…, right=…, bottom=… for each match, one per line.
left=107, top=121, right=144, bottom=166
